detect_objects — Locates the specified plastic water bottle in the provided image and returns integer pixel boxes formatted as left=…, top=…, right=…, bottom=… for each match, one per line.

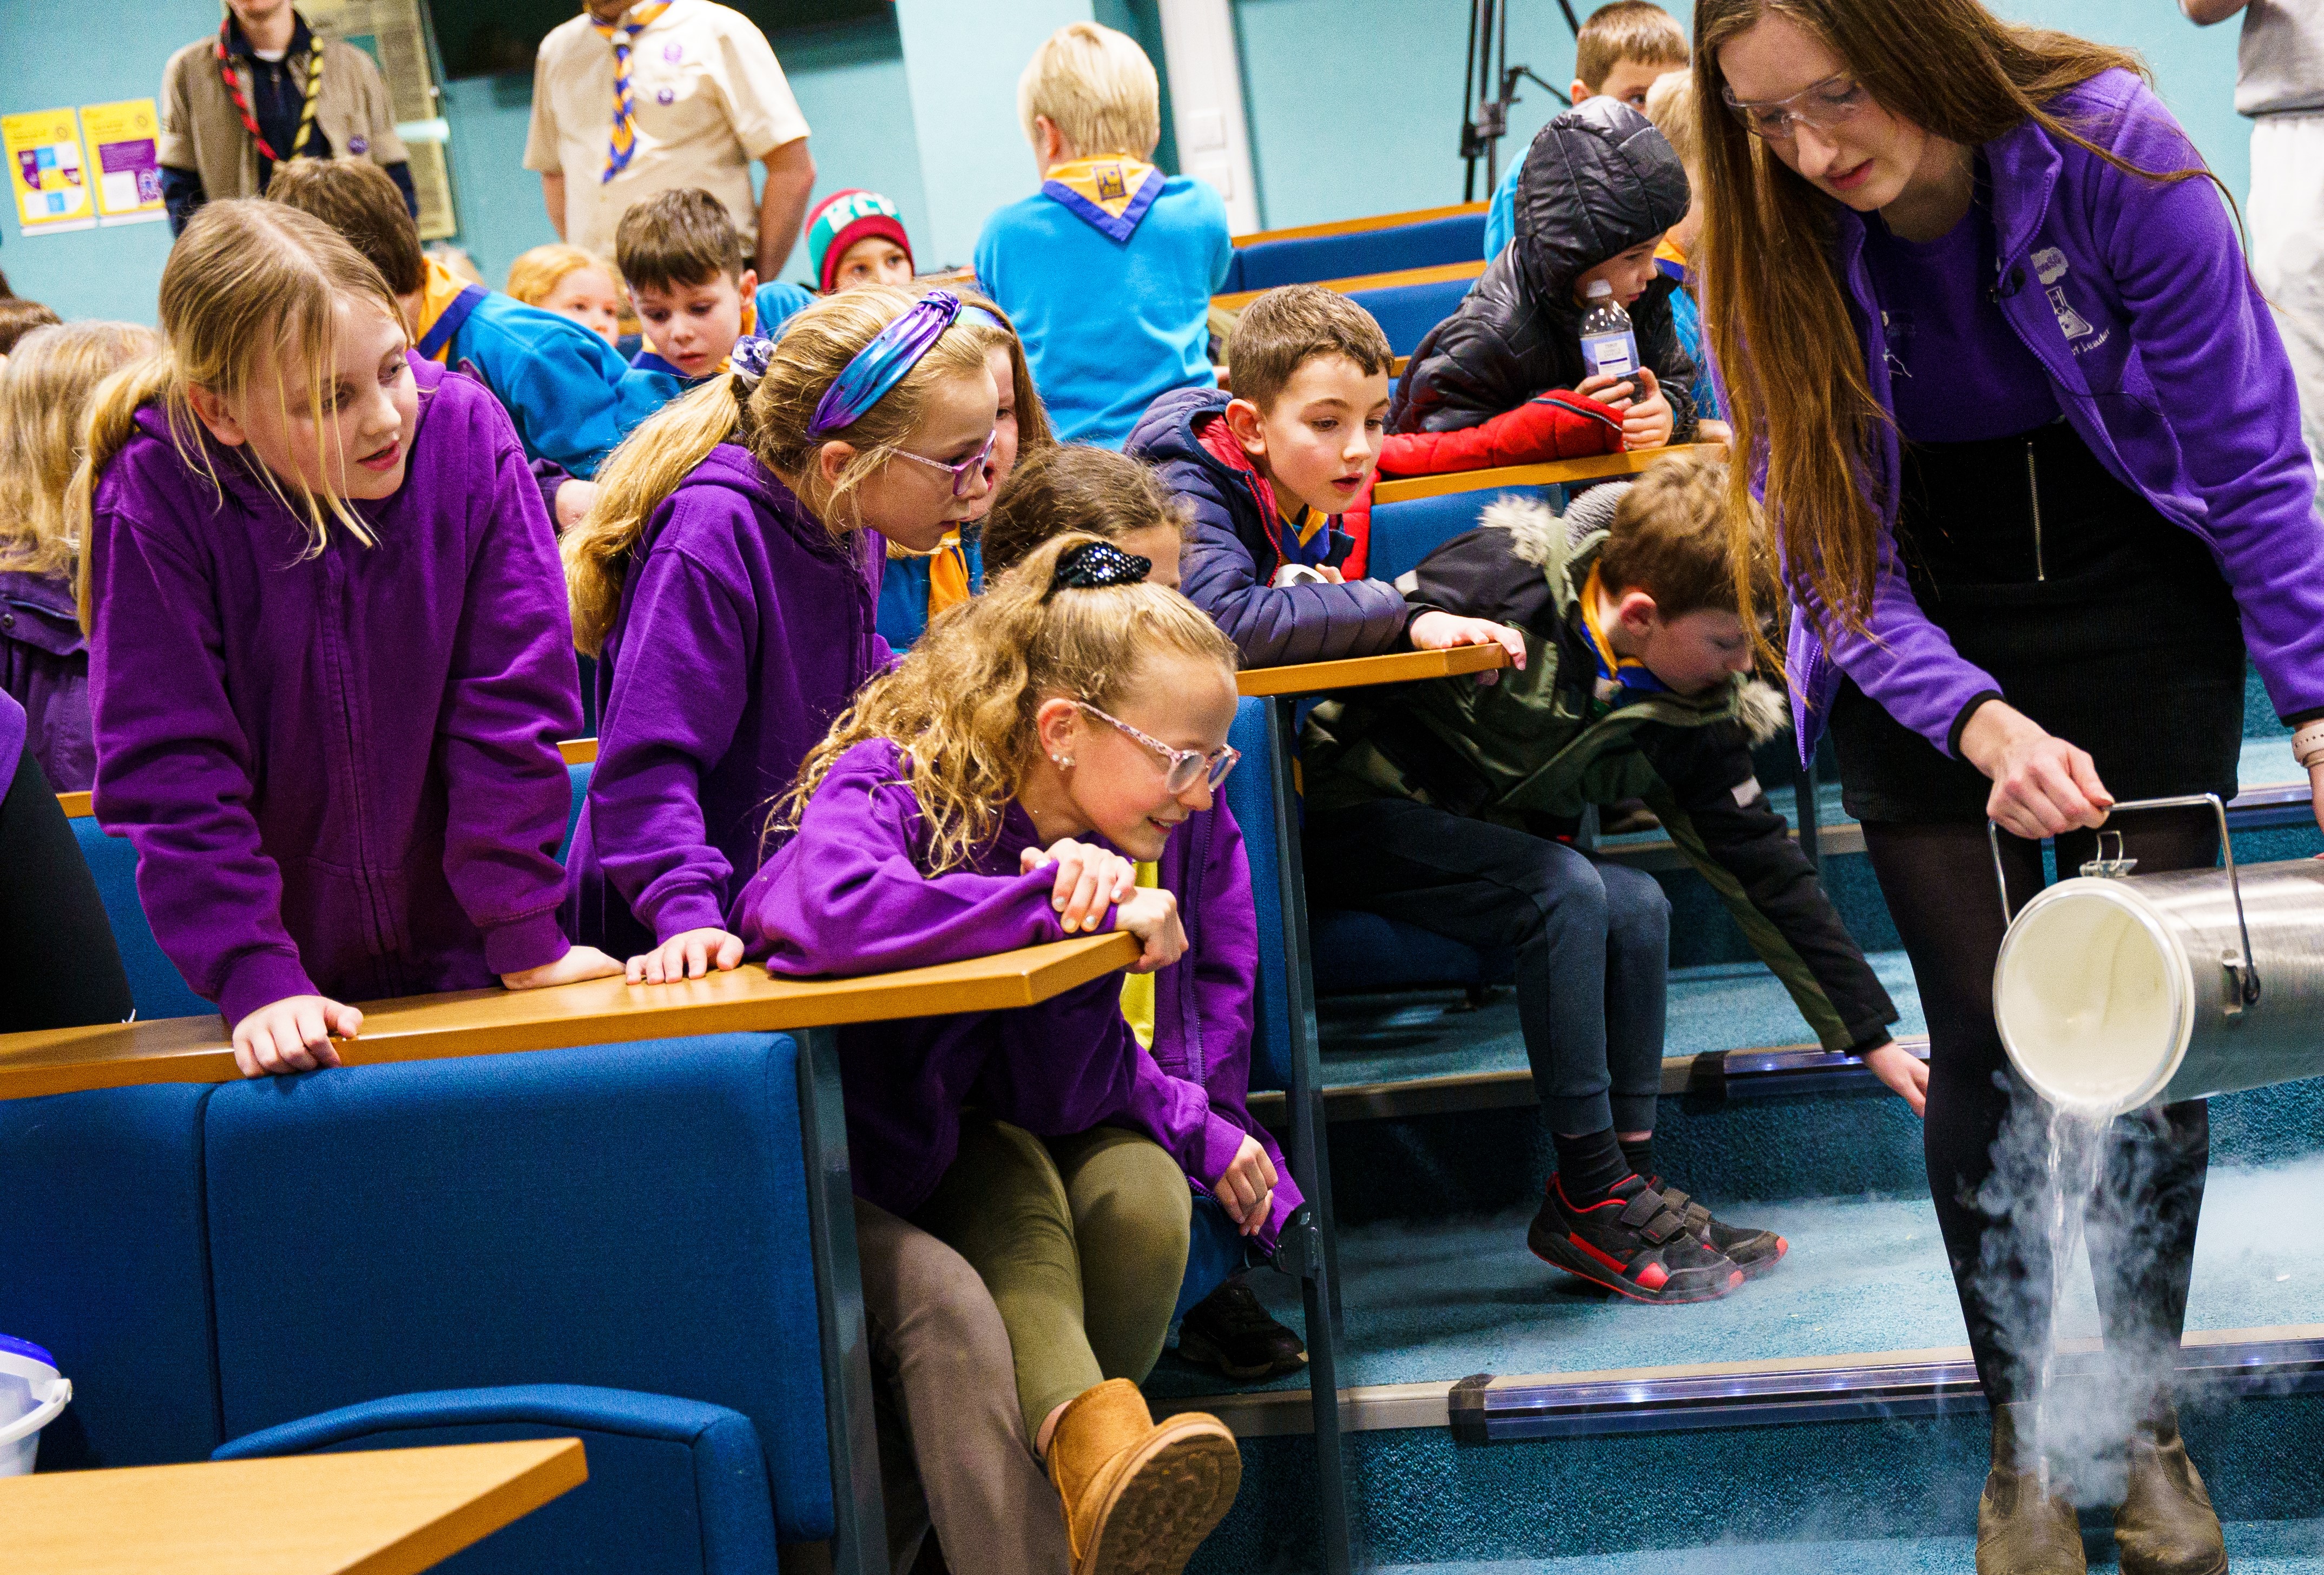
left=1579, top=279, right=1640, bottom=386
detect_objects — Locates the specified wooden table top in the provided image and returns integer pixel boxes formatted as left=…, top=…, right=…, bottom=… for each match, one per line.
left=1231, top=201, right=1487, bottom=247
left=1235, top=641, right=1508, bottom=699
left=1213, top=259, right=1486, bottom=314
left=3, top=1438, right=585, bottom=1575
left=1372, top=445, right=1710, bottom=506
left=0, top=932, right=1139, bottom=1102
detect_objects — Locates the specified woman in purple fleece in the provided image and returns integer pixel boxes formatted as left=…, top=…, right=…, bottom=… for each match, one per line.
left=735, top=536, right=1280, bottom=1575
left=78, top=201, right=618, bottom=1079
left=561, top=284, right=1003, bottom=979
left=1706, top=3, right=2324, bottom=1567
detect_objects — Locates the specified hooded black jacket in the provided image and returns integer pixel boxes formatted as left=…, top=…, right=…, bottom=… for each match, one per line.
left=1391, top=97, right=1698, bottom=439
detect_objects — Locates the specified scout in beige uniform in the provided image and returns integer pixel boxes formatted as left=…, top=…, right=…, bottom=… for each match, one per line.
left=157, top=0, right=410, bottom=235
left=524, top=0, right=816, bottom=279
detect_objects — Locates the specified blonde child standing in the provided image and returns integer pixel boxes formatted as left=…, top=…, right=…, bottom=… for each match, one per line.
left=77, top=201, right=618, bottom=1077
left=505, top=242, right=626, bottom=346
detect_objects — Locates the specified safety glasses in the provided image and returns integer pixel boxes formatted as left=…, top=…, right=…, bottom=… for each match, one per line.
left=1077, top=702, right=1240, bottom=794
left=1722, top=72, right=1871, bottom=142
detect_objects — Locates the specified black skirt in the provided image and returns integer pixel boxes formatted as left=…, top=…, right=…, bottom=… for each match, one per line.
left=1830, top=419, right=2246, bottom=824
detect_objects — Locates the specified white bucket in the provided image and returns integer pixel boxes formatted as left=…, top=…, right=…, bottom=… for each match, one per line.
left=1993, top=794, right=2324, bottom=1116
left=0, top=1335, right=71, bottom=1477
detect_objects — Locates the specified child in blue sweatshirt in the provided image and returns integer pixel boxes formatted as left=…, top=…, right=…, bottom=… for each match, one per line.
left=973, top=22, right=1229, bottom=450
left=615, top=188, right=816, bottom=425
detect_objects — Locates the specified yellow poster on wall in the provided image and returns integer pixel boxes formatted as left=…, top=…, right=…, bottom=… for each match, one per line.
left=2, top=107, right=94, bottom=235
left=80, top=98, right=167, bottom=226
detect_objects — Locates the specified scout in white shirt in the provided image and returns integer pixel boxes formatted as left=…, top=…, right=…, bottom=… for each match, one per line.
left=524, top=0, right=816, bottom=278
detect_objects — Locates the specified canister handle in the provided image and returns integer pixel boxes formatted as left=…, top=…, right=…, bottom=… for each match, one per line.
left=1987, top=793, right=2259, bottom=1016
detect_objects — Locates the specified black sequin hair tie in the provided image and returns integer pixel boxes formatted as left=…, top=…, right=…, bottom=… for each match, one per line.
left=1046, top=539, right=1151, bottom=598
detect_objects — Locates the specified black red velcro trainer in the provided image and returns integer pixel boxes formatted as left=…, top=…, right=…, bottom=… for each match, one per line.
left=1526, top=1173, right=1746, bottom=1304
left=1658, top=1185, right=1788, bottom=1281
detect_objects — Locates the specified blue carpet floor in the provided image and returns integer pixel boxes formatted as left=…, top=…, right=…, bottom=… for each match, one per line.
left=1316, top=950, right=1928, bottom=1090
left=1150, top=1158, right=2324, bottom=1399
left=1376, top=1517, right=2324, bottom=1573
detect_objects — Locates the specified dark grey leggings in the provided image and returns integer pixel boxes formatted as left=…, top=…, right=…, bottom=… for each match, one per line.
left=1861, top=814, right=2215, bottom=1405
left=0, top=747, right=133, bottom=1032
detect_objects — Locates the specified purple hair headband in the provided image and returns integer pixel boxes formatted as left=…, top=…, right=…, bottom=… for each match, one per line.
left=807, top=290, right=962, bottom=438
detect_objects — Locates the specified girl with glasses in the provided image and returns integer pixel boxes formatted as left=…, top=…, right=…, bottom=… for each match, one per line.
left=735, top=532, right=1288, bottom=1575
left=1701, top=4, right=2324, bottom=1569
left=562, top=284, right=999, bottom=980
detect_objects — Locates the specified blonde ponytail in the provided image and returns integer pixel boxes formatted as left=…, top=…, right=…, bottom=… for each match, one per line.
left=563, top=377, right=745, bottom=657
left=563, top=282, right=996, bottom=657
left=781, top=532, right=1235, bottom=872
left=71, top=352, right=187, bottom=634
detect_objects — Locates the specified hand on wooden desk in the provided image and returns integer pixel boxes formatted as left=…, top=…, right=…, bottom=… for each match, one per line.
left=1022, top=838, right=1137, bottom=934
left=502, top=945, right=624, bottom=992
left=1410, top=611, right=1526, bottom=685
left=1112, top=887, right=1187, bottom=974
left=234, top=994, right=358, bottom=1078
left=626, top=928, right=746, bottom=984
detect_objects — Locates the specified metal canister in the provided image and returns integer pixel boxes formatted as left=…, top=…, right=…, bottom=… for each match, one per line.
left=1991, top=794, right=2324, bottom=1115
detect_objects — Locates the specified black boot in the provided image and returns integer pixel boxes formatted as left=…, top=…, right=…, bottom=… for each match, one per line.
left=2114, top=1395, right=2226, bottom=1575
left=1176, top=1276, right=1306, bottom=1381
left=1977, top=1401, right=2086, bottom=1575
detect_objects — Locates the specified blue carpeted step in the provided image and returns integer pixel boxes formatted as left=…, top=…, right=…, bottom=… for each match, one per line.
left=1151, top=1157, right=2324, bottom=1403
left=1371, top=1516, right=2324, bottom=1572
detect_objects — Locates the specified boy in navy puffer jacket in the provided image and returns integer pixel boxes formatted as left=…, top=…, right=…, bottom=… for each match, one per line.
left=1127, top=285, right=1520, bottom=670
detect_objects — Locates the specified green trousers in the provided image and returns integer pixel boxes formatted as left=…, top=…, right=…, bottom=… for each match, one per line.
left=913, top=1118, right=1193, bottom=1436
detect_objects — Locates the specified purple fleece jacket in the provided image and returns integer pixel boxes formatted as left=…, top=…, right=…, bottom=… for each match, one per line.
left=0, top=569, right=93, bottom=792
left=1784, top=70, right=2324, bottom=762
left=732, top=737, right=1300, bottom=1249
left=87, top=357, right=582, bottom=1025
left=564, top=444, right=892, bottom=956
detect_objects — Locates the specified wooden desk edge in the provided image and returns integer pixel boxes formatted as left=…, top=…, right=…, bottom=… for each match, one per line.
left=1373, top=446, right=1698, bottom=505
left=1232, top=202, right=1487, bottom=247
left=1235, top=642, right=1507, bottom=698
left=1213, top=259, right=1485, bottom=313
left=60, top=740, right=598, bottom=820
left=0, top=933, right=1140, bottom=1101
left=373, top=1438, right=589, bottom=1575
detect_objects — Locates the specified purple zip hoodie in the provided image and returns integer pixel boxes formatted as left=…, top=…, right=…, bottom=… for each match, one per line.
left=0, top=569, right=93, bottom=792
left=563, top=443, right=892, bottom=957
left=87, top=356, right=582, bottom=1026
left=732, top=737, right=1300, bottom=1249
left=1785, top=70, right=2324, bottom=762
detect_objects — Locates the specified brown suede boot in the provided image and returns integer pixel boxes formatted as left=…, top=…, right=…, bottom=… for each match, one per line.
left=2114, top=1396, right=2227, bottom=1575
left=1045, top=1379, right=1240, bottom=1575
left=1977, top=1401, right=2087, bottom=1575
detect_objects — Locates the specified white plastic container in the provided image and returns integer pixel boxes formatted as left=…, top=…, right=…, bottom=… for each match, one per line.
left=1992, top=794, right=2324, bottom=1116
left=0, top=1334, right=71, bottom=1477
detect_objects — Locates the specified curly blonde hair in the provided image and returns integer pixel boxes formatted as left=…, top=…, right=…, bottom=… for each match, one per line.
left=0, top=320, right=160, bottom=581
left=782, top=532, right=1236, bottom=873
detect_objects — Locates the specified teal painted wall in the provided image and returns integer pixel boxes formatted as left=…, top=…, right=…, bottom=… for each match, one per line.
left=0, top=1, right=2261, bottom=321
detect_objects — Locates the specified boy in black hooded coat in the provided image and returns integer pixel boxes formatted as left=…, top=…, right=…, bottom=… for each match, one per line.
left=1392, top=96, right=1698, bottom=443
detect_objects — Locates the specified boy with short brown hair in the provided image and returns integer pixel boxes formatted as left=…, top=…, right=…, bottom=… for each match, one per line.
left=1483, top=1, right=1689, bottom=259
left=612, top=187, right=815, bottom=417
left=1126, top=284, right=1522, bottom=669
left=1301, top=450, right=1901, bottom=1304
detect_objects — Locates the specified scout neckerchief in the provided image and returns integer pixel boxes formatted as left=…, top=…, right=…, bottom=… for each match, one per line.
left=1578, top=560, right=1669, bottom=711
left=1654, top=235, right=1689, bottom=289
left=1194, top=413, right=1340, bottom=576
left=925, top=533, right=975, bottom=618
left=626, top=293, right=756, bottom=383
left=216, top=11, right=322, bottom=166
left=1040, top=156, right=1165, bottom=243
left=412, top=256, right=490, bottom=364
left=596, top=1, right=674, bottom=183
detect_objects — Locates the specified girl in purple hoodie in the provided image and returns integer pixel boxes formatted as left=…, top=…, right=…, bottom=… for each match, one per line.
left=736, top=535, right=1280, bottom=1575
left=77, top=201, right=619, bottom=1078
left=561, top=285, right=1006, bottom=979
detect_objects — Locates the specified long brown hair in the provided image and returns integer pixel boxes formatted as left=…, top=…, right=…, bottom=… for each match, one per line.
left=780, top=532, right=1235, bottom=873
left=563, top=284, right=993, bottom=656
left=0, top=321, right=161, bottom=580
left=1694, top=0, right=2216, bottom=651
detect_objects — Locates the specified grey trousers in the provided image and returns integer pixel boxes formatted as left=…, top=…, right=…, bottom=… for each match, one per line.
left=855, top=1198, right=1072, bottom=1575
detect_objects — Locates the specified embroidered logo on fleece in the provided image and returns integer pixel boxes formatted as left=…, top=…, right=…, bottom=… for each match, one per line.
left=2031, top=246, right=2107, bottom=351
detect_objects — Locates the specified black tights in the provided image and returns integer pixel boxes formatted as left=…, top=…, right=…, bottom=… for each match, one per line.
left=0, top=747, right=133, bottom=1033
left=1861, top=814, right=2214, bottom=1405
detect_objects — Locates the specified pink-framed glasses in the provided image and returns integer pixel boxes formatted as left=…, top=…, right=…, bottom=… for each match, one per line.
left=891, top=428, right=998, bottom=497
left=1077, top=702, right=1240, bottom=793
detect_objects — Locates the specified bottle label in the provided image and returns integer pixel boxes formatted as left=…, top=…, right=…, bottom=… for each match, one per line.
left=1583, top=330, right=1637, bottom=380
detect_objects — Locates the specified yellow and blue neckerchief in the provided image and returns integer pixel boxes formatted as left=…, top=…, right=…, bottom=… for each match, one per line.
left=1041, top=156, right=1166, bottom=243
left=595, top=0, right=673, bottom=183
left=412, top=255, right=489, bottom=364
left=1274, top=500, right=1333, bottom=570
left=1578, top=560, right=1670, bottom=713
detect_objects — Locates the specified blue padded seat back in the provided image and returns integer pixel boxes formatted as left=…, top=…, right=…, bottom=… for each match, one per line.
left=1222, top=213, right=1489, bottom=294
left=68, top=816, right=212, bottom=1022
left=1224, top=698, right=1289, bottom=1093
left=1366, top=484, right=1557, bottom=586
left=1311, top=910, right=1509, bottom=993
left=216, top=1387, right=778, bottom=1575
left=201, top=1034, right=834, bottom=1543
left=563, top=761, right=591, bottom=862
left=0, top=1083, right=222, bottom=1468
left=1346, top=278, right=1473, bottom=357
